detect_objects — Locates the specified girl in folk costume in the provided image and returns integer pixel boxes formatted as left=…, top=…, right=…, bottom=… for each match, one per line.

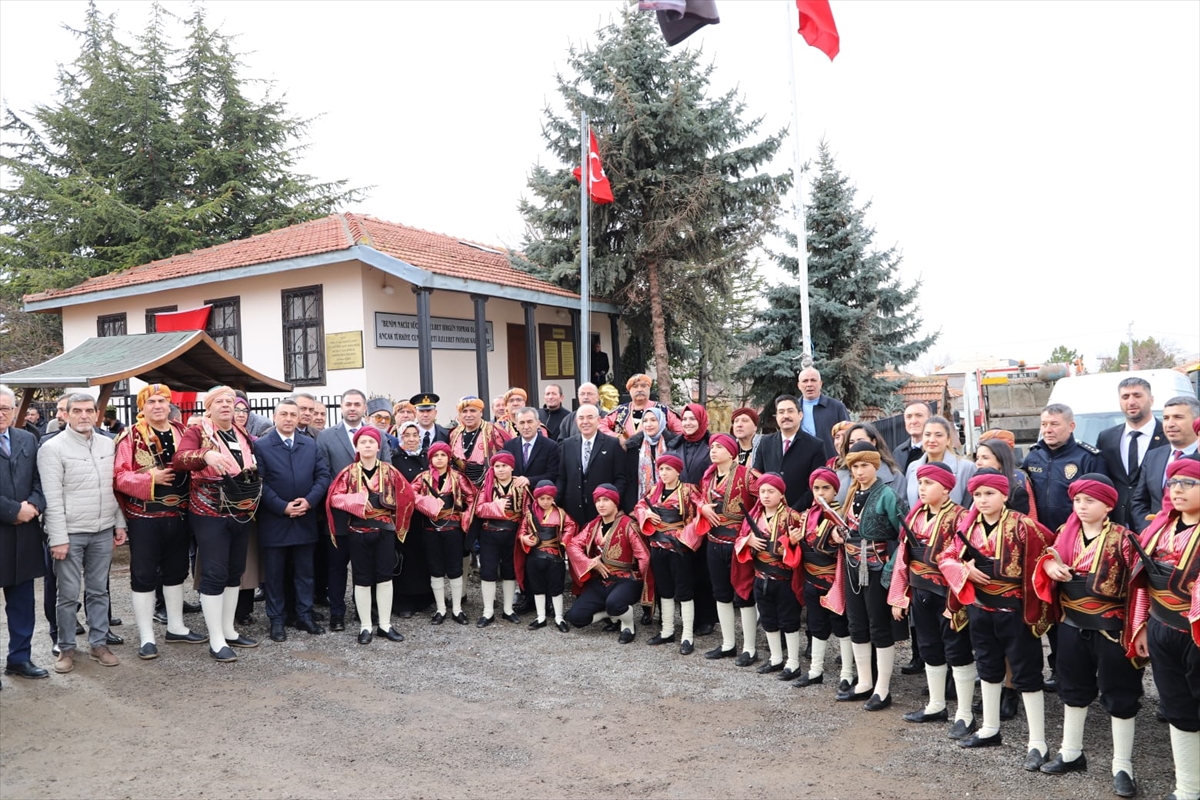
left=412, top=442, right=476, bottom=625
left=791, top=468, right=855, bottom=691
left=472, top=451, right=529, bottom=627
left=1034, top=474, right=1141, bottom=797
left=938, top=469, right=1057, bottom=772
left=975, top=432, right=1037, bottom=519
left=448, top=396, right=512, bottom=487
left=887, top=462, right=976, bottom=737
left=633, top=453, right=699, bottom=654
left=326, top=426, right=415, bottom=645
left=693, top=433, right=757, bottom=664
left=1128, top=455, right=1200, bottom=800
left=172, top=386, right=262, bottom=663
left=820, top=442, right=904, bottom=711
left=734, top=473, right=807, bottom=679
left=515, top=481, right=576, bottom=632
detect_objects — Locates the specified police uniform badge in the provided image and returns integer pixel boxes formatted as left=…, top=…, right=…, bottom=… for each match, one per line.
left=1064, top=463, right=1079, bottom=480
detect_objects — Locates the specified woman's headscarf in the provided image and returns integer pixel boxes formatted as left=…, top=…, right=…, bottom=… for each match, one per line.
left=682, top=402, right=709, bottom=443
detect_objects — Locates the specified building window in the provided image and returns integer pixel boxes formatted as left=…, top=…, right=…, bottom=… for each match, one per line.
left=281, top=285, right=325, bottom=386
left=144, top=305, right=177, bottom=333
left=96, top=313, right=128, bottom=393
left=204, top=296, right=241, bottom=360
left=538, top=324, right=576, bottom=380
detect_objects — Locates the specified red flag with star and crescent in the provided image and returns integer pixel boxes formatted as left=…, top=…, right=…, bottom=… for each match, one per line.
left=572, top=129, right=615, bottom=205
left=796, top=0, right=840, bottom=61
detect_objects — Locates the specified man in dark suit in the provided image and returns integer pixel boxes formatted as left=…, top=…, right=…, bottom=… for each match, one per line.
left=411, top=393, right=450, bottom=455
left=797, top=367, right=851, bottom=460
left=892, top=401, right=931, bottom=474
left=556, top=404, right=626, bottom=525
left=752, top=394, right=827, bottom=511
left=1, top=386, right=50, bottom=684
left=504, top=407, right=561, bottom=489
left=1096, top=377, right=1167, bottom=528
left=1131, top=395, right=1199, bottom=532
left=256, top=398, right=332, bottom=642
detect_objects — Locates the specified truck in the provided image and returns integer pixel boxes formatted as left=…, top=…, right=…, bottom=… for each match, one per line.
left=960, top=362, right=1073, bottom=455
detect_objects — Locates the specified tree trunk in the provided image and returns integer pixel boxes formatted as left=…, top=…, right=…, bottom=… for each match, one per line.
left=647, top=260, right=672, bottom=405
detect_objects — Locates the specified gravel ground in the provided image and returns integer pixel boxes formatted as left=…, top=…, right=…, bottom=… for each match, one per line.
left=0, top=548, right=1176, bottom=800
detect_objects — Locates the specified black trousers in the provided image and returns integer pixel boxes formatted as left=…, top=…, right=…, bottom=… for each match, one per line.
left=967, top=605, right=1044, bottom=692
left=910, top=587, right=973, bottom=668
left=525, top=552, right=565, bottom=597
left=479, top=527, right=517, bottom=582
left=423, top=526, right=465, bottom=579
left=692, top=539, right=718, bottom=626
left=651, top=546, right=695, bottom=601
left=1055, top=623, right=1142, bottom=718
left=1147, top=617, right=1200, bottom=731
left=347, top=531, right=395, bottom=587
left=844, top=567, right=893, bottom=648
left=754, top=577, right=802, bottom=633
left=707, top=540, right=753, bottom=607
left=263, top=543, right=315, bottom=624
left=566, top=577, right=642, bottom=627
left=803, top=580, right=848, bottom=640
left=127, top=515, right=190, bottom=593
left=327, top=535, right=351, bottom=615
left=191, top=514, right=250, bottom=596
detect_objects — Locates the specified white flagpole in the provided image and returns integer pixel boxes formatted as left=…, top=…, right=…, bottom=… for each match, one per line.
left=579, top=110, right=592, bottom=389
left=786, top=1, right=813, bottom=369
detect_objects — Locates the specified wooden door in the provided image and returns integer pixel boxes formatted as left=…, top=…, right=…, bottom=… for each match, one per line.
left=506, top=323, right=528, bottom=396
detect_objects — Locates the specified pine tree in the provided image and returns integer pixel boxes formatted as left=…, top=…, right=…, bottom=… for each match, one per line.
left=737, top=141, right=937, bottom=413
left=515, top=10, right=789, bottom=403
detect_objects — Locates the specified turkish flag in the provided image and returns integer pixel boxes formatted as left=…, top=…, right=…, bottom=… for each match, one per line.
left=796, top=0, right=840, bottom=61
left=571, top=129, right=615, bottom=205
left=154, top=306, right=214, bottom=418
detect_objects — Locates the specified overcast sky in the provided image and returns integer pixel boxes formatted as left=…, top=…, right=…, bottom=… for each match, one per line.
left=2, top=0, right=1197, bottom=372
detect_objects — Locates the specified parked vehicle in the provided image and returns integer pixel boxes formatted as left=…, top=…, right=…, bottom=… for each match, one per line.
left=1046, top=368, right=1196, bottom=446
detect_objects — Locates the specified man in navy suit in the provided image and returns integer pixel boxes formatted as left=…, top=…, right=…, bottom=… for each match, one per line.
left=503, top=407, right=561, bottom=489
left=753, top=394, right=827, bottom=511
left=1096, top=377, right=1167, bottom=527
left=256, top=398, right=331, bottom=642
left=556, top=405, right=627, bottom=525
left=1131, top=395, right=1199, bottom=531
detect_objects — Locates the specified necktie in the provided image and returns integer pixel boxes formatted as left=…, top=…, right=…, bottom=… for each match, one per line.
left=782, top=438, right=791, bottom=456
left=582, top=439, right=592, bottom=472
left=284, top=438, right=293, bottom=450
left=0, top=434, right=9, bottom=457
left=523, top=440, right=532, bottom=467
left=1165, top=449, right=1184, bottom=488
left=422, top=431, right=431, bottom=452
left=1126, top=431, right=1140, bottom=475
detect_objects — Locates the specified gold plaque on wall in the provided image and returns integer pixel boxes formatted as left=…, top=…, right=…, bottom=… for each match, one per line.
left=325, top=331, right=364, bottom=370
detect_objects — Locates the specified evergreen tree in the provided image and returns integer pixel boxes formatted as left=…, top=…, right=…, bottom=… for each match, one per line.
left=515, top=10, right=789, bottom=403
left=1099, top=337, right=1179, bottom=372
left=737, top=141, right=936, bottom=413
left=1048, top=345, right=1081, bottom=364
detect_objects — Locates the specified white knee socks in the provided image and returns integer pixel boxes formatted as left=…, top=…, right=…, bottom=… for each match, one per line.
left=739, top=606, right=758, bottom=656
left=591, top=610, right=608, bottom=625
left=765, top=630, right=783, bottom=666
left=809, top=636, right=828, bottom=679
left=660, top=599, right=676, bottom=638
left=1022, top=690, right=1047, bottom=757
left=481, top=580, right=496, bottom=620
left=449, top=577, right=464, bottom=615
left=221, top=586, right=240, bottom=640
left=851, top=642, right=874, bottom=694
left=354, top=586, right=373, bottom=633
left=784, top=631, right=802, bottom=671
left=534, top=594, right=547, bottom=623
left=952, top=663, right=977, bottom=724
left=924, top=663, right=948, bottom=715
left=874, top=645, right=895, bottom=700
left=501, top=580, right=516, bottom=616
left=979, top=680, right=1003, bottom=737
left=375, top=581, right=394, bottom=631
left=716, top=602, right=736, bottom=651
left=200, top=593, right=226, bottom=652
left=618, top=608, right=635, bottom=634
left=551, top=595, right=564, bottom=624
left=162, top=583, right=189, bottom=636
left=680, top=600, right=695, bottom=643
left=838, top=636, right=854, bottom=684
left=1111, top=715, right=1135, bottom=778
left=1059, top=704, right=1086, bottom=762
left=131, top=590, right=157, bottom=646
left=1170, top=725, right=1200, bottom=800
left=430, top=577, right=446, bottom=615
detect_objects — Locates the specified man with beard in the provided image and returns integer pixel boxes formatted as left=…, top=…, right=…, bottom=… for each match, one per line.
left=601, top=374, right=682, bottom=444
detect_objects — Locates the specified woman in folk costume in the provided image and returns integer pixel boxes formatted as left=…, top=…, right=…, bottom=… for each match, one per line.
left=692, top=433, right=757, bottom=665
left=938, top=468, right=1057, bottom=772
left=734, top=472, right=807, bottom=679
left=1128, top=455, right=1200, bottom=800
left=411, top=442, right=476, bottom=625
left=1033, top=474, right=1141, bottom=797
left=820, top=441, right=904, bottom=711
left=633, top=453, right=699, bottom=654
left=172, top=385, right=262, bottom=663
left=515, top=481, right=576, bottom=632
left=887, top=462, right=976, bottom=737
left=471, top=451, right=529, bottom=627
left=326, top=426, right=415, bottom=645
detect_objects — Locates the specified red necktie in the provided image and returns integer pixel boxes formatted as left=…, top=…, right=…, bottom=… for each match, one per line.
left=782, top=438, right=791, bottom=455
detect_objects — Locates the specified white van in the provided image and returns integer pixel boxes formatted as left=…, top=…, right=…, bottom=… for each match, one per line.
left=1045, top=369, right=1196, bottom=446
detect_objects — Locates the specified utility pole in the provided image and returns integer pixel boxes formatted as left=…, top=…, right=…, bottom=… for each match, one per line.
left=1127, top=321, right=1135, bottom=371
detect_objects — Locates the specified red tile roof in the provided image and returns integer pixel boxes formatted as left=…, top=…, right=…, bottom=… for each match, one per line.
left=24, top=213, right=579, bottom=304
left=895, top=376, right=950, bottom=405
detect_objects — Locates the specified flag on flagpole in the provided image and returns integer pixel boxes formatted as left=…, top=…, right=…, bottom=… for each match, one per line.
left=155, top=306, right=214, bottom=419
left=572, top=129, right=615, bottom=204
left=796, top=0, right=840, bottom=61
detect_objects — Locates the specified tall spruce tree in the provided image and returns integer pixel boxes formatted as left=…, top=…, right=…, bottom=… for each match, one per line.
left=515, top=10, right=789, bottom=403
left=738, top=141, right=936, bottom=413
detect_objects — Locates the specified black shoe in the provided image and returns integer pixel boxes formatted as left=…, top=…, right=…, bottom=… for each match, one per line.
left=836, top=687, right=872, bottom=702
left=958, top=731, right=1002, bottom=749
left=679, top=640, right=694, bottom=655
left=864, top=693, right=892, bottom=711
left=108, top=617, right=123, bottom=627
left=165, top=630, right=207, bottom=644
left=153, top=609, right=168, bottom=625
left=210, top=646, right=237, bottom=662
left=1111, top=770, right=1137, bottom=798
left=452, top=612, right=469, bottom=625
left=756, top=660, right=784, bottom=674
left=901, top=658, right=925, bottom=676
left=618, top=629, right=635, bottom=644
left=137, top=642, right=159, bottom=660
left=792, top=673, right=824, bottom=688
left=1043, top=671, right=1058, bottom=692
left=903, top=708, right=948, bottom=723
left=269, top=623, right=287, bottom=643
left=227, top=635, right=258, bottom=649
left=838, top=679, right=852, bottom=693
left=556, top=620, right=570, bottom=633
left=1001, top=687, right=1020, bottom=721
left=695, top=622, right=715, bottom=636
left=528, top=618, right=548, bottom=629
left=947, top=718, right=978, bottom=740
left=640, top=608, right=653, bottom=626
left=705, top=645, right=735, bottom=660
left=476, top=616, right=494, bottom=628
left=501, top=612, right=521, bottom=624
left=182, top=600, right=202, bottom=614
left=357, top=629, right=372, bottom=644
left=296, top=618, right=325, bottom=635
left=105, top=630, right=124, bottom=646
left=75, top=621, right=85, bottom=636
left=780, top=667, right=803, bottom=681
left=330, top=615, right=345, bottom=632
left=1040, top=752, right=1086, bottom=775
left=601, top=619, right=619, bottom=632
left=377, top=628, right=404, bottom=642
left=235, top=615, right=254, bottom=627
left=1023, top=748, right=1048, bottom=772
left=734, top=651, right=759, bottom=667
left=4, top=661, right=49, bottom=680
left=253, top=588, right=265, bottom=602
left=431, top=613, right=446, bottom=626
left=647, top=633, right=675, bottom=646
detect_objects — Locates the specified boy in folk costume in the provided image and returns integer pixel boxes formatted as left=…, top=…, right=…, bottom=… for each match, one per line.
left=565, top=485, right=652, bottom=643
left=791, top=468, right=856, bottom=691
left=326, top=426, right=415, bottom=645
left=516, top=481, right=575, bottom=632
left=1034, top=473, right=1141, bottom=797
left=412, top=442, right=476, bottom=625
left=735, top=472, right=806, bottom=679
left=939, top=468, right=1057, bottom=771
left=693, top=434, right=757, bottom=664
left=887, top=461, right=977, bottom=738
left=633, top=453, right=700, bottom=654
left=448, top=396, right=512, bottom=487
left=472, top=451, right=529, bottom=627
left=1128, top=454, right=1200, bottom=800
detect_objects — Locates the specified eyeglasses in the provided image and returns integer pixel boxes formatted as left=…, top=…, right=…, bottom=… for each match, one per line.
left=371, top=413, right=392, bottom=422
left=0, top=406, right=14, bottom=413
left=1166, top=478, right=1200, bottom=490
